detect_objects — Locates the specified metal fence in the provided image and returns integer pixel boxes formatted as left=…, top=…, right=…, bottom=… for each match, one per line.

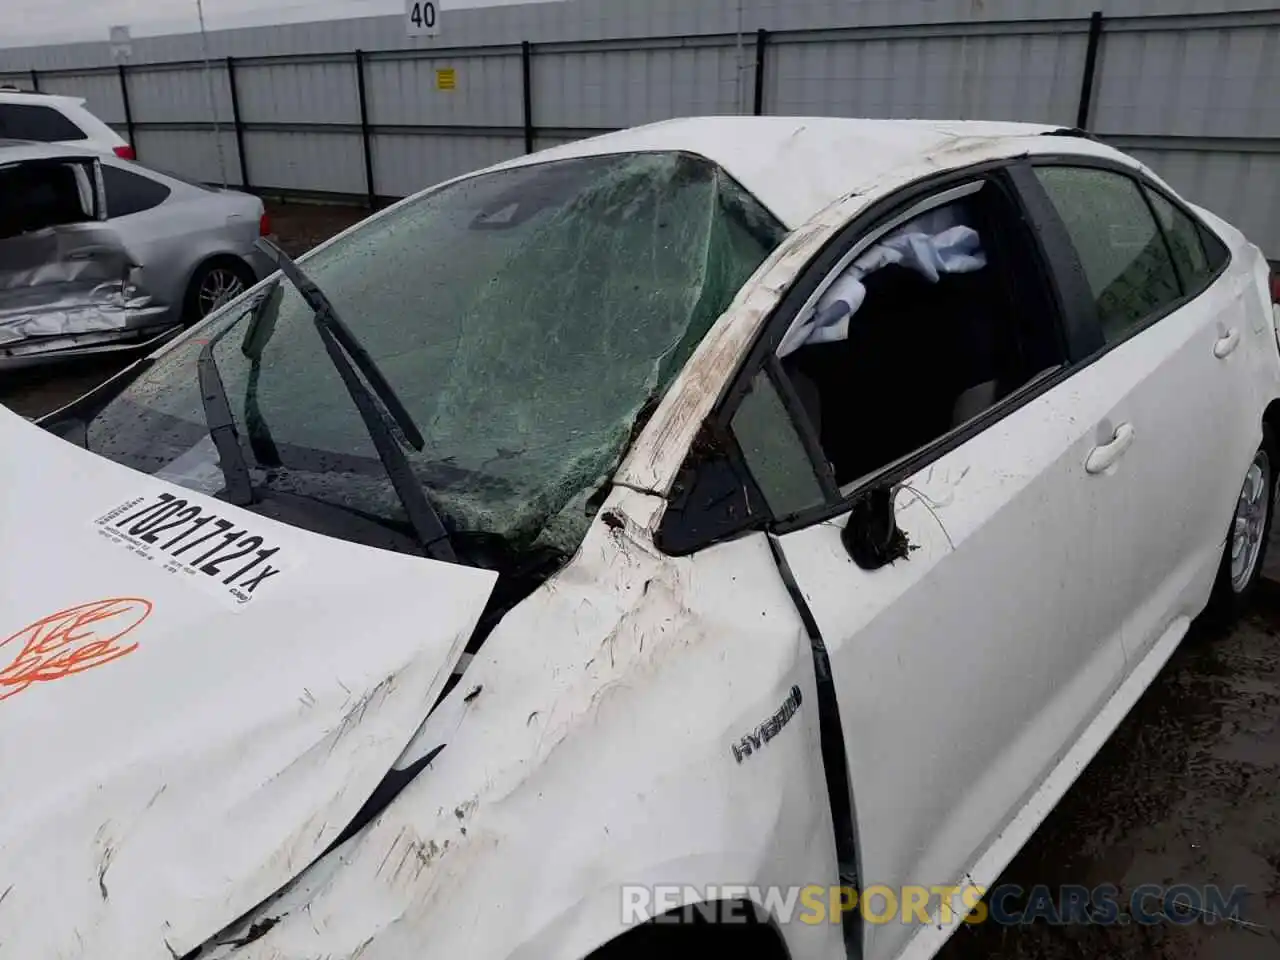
left=3, top=3, right=1279, bottom=256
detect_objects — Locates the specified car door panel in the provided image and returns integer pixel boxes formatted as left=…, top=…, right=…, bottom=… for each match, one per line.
left=1028, top=164, right=1265, bottom=668
left=1086, top=288, right=1246, bottom=667
left=774, top=366, right=1135, bottom=960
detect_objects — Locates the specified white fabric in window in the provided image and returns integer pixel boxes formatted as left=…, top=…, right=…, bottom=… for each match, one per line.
left=777, top=206, right=987, bottom=358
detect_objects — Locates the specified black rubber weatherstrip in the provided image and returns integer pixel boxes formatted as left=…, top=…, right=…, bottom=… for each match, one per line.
left=766, top=533, right=862, bottom=959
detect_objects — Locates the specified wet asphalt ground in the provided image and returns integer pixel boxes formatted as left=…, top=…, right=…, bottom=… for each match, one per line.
left=3, top=201, right=1278, bottom=959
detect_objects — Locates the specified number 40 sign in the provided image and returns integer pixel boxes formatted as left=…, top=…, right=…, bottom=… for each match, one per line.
left=406, top=0, right=439, bottom=37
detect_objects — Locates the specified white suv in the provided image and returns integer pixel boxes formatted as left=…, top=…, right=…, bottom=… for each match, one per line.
left=0, top=87, right=134, bottom=159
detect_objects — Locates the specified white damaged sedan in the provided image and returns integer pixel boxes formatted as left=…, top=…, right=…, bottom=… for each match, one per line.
left=3, top=117, right=1279, bottom=960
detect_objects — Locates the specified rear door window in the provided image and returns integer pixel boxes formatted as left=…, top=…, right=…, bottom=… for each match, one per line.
left=1034, top=166, right=1182, bottom=345
left=103, top=165, right=171, bottom=217
left=0, top=103, right=88, bottom=142
left=1144, top=187, right=1215, bottom=295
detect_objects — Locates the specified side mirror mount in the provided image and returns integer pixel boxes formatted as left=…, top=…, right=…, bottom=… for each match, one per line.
left=841, top=485, right=910, bottom=570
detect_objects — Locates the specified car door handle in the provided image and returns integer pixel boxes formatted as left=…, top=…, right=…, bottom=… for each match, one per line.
left=1214, top=328, right=1241, bottom=359
left=1086, top=423, right=1136, bottom=475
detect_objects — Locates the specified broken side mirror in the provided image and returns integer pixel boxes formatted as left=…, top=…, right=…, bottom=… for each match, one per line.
left=841, top=486, right=910, bottom=570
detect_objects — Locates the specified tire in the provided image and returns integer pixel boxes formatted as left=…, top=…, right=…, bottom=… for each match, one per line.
left=183, top=257, right=256, bottom=325
left=1206, top=426, right=1278, bottom=624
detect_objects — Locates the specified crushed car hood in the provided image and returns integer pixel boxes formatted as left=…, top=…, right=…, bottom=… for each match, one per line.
left=0, top=407, right=497, bottom=960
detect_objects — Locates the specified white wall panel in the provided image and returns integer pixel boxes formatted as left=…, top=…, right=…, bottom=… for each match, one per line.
left=366, top=54, right=525, bottom=128
left=369, top=132, right=523, bottom=197
left=34, top=71, right=126, bottom=123
left=127, top=65, right=233, bottom=124
left=768, top=31, right=1087, bottom=124
left=1093, top=23, right=1280, bottom=140
left=236, top=59, right=361, bottom=124
left=532, top=44, right=740, bottom=128
left=2, top=0, right=1277, bottom=256
left=242, top=128, right=366, bottom=194
left=133, top=128, right=244, bottom=185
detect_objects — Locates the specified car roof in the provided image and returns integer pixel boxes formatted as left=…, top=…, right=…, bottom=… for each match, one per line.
left=0, top=90, right=87, bottom=107
left=0, top=138, right=104, bottom=163
left=491, top=116, right=1123, bottom=228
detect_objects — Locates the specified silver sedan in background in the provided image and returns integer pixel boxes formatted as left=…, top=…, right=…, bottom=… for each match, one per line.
left=0, top=139, right=272, bottom=369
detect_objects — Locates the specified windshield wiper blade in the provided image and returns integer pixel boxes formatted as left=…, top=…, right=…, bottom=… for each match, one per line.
left=198, top=337, right=254, bottom=506
left=254, top=238, right=456, bottom=563
left=254, top=237, right=425, bottom=450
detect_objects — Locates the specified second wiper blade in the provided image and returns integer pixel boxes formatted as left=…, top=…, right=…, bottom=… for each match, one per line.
left=198, top=339, right=254, bottom=505
left=255, top=237, right=425, bottom=451
left=255, top=238, right=456, bottom=563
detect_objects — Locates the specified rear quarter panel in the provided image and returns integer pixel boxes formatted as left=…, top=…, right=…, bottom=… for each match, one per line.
left=114, top=188, right=262, bottom=323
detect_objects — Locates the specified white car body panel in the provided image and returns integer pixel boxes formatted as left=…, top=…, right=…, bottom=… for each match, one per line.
left=198, top=487, right=847, bottom=960
left=772, top=272, right=1264, bottom=958
left=0, top=406, right=497, bottom=959
left=0, top=91, right=130, bottom=156
left=3, top=118, right=1279, bottom=960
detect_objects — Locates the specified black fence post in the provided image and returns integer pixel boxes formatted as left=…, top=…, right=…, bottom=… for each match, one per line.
left=753, top=29, right=769, bottom=116
left=226, top=56, right=250, bottom=189
left=355, top=49, right=377, bottom=209
left=521, top=40, right=535, bottom=154
left=117, top=63, right=136, bottom=156
left=29, top=68, right=38, bottom=92
left=1076, top=11, right=1104, bottom=130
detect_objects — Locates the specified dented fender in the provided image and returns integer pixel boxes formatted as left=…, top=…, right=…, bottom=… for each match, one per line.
left=199, top=488, right=845, bottom=960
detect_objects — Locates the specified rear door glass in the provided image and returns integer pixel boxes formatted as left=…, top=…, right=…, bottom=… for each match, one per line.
left=1034, top=166, right=1182, bottom=345
left=1144, top=187, right=1213, bottom=294
left=0, top=103, right=88, bottom=142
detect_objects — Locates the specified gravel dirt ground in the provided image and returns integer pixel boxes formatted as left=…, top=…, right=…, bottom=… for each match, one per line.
left=3, top=199, right=1278, bottom=958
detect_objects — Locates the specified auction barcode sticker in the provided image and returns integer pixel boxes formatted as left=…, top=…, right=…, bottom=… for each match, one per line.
left=93, top=491, right=292, bottom=610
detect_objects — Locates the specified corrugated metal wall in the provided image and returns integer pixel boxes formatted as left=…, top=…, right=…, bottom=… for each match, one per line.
left=3, top=0, right=1278, bottom=256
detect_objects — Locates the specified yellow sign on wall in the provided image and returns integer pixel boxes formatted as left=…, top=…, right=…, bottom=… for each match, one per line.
left=436, top=68, right=457, bottom=91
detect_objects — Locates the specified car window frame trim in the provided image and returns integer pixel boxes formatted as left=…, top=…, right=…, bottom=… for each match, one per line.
left=659, top=157, right=1085, bottom=551
left=775, top=179, right=989, bottom=355
left=1021, top=153, right=1235, bottom=369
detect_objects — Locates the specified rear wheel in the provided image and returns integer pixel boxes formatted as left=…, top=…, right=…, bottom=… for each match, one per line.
left=1207, top=428, right=1277, bottom=623
left=184, top=258, right=255, bottom=324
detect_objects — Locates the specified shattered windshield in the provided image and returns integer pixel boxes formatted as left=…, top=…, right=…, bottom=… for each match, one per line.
left=84, top=151, right=785, bottom=569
